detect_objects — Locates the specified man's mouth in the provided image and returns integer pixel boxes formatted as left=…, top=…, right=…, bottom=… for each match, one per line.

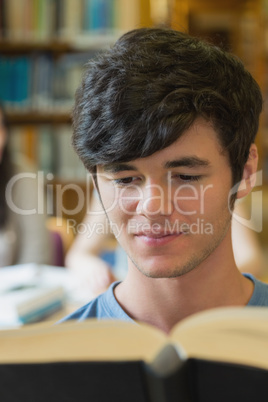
left=133, top=230, right=184, bottom=246
left=135, top=231, right=181, bottom=238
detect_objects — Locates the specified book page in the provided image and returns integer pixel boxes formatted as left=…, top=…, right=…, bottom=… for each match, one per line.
left=170, top=306, right=268, bottom=370
left=0, top=319, right=168, bottom=364
left=1, top=306, right=268, bottom=370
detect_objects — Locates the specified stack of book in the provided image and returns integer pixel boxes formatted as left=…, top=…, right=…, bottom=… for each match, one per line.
left=0, top=263, right=89, bottom=328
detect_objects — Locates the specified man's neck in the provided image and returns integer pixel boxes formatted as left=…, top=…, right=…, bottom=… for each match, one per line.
left=113, top=241, right=254, bottom=334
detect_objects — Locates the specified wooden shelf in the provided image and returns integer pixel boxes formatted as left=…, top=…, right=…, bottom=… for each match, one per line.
left=6, top=111, right=72, bottom=125
left=0, top=35, right=120, bottom=54
left=0, top=40, right=74, bottom=54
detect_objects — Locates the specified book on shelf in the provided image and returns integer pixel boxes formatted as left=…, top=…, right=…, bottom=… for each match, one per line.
left=84, top=0, right=112, bottom=32
left=4, top=0, right=24, bottom=41
left=0, top=0, right=143, bottom=43
left=59, top=0, right=83, bottom=39
left=9, top=123, right=87, bottom=180
left=116, top=0, right=141, bottom=32
left=0, top=51, right=91, bottom=112
left=53, top=124, right=87, bottom=180
left=0, top=0, right=147, bottom=112
left=0, top=56, right=30, bottom=108
left=0, top=307, right=268, bottom=401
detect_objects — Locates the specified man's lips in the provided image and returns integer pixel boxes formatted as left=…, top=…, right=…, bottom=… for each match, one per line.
left=133, top=231, right=183, bottom=246
left=134, top=231, right=181, bottom=238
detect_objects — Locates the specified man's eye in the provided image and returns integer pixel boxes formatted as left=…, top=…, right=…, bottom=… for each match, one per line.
left=114, top=177, right=136, bottom=185
left=177, top=175, right=201, bottom=182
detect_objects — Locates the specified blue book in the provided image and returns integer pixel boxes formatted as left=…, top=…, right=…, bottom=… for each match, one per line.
left=89, top=0, right=100, bottom=31
left=0, top=58, right=5, bottom=102
left=15, top=57, right=30, bottom=107
left=98, top=0, right=110, bottom=31
left=87, top=0, right=110, bottom=32
left=0, top=58, right=10, bottom=103
left=83, top=0, right=91, bottom=31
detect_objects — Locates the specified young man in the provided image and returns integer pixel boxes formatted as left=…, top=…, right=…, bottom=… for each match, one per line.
left=62, top=28, right=268, bottom=333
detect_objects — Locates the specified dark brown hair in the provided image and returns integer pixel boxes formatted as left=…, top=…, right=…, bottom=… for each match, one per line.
left=73, top=27, right=263, bottom=187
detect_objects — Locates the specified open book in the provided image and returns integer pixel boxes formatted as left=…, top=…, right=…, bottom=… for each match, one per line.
left=1, top=306, right=268, bottom=402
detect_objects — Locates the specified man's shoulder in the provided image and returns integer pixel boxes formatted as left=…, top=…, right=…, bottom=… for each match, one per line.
left=61, top=292, right=107, bottom=321
left=245, top=273, right=268, bottom=307
left=59, top=281, right=133, bottom=323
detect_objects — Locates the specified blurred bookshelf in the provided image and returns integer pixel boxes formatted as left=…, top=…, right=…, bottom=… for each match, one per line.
left=2, top=0, right=268, bottom=225
left=0, top=0, right=152, bottom=220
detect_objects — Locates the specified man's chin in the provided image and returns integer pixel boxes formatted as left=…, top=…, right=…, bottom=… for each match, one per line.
left=135, top=263, right=193, bottom=279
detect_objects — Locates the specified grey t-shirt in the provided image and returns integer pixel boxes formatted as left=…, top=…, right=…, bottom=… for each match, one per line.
left=60, top=281, right=131, bottom=323
left=60, top=273, right=268, bottom=323
left=245, top=273, right=268, bottom=306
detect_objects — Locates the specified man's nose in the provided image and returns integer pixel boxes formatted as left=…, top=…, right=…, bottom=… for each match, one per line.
left=136, top=184, right=174, bottom=219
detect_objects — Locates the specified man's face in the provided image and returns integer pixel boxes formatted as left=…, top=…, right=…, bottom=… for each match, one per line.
left=96, top=118, right=233, bottom=278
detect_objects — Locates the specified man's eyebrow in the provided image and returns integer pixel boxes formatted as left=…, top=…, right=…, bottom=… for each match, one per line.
left=164, top=157, right=211, bottom=169
left=102, top=163, right=138, bottom=173
left=101, top=157, right=210, bottom=173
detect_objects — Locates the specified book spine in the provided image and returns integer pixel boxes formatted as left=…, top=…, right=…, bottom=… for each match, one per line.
left=38, top=125, right=57, bottom=175
left=24, top=125, right=38, bottom=162
left=89, top=0, right=99, bottom=31
left=144, top=344, right=193, bottom=402
left=110, top=0, right=117, bottom=32
left=0, top=57, right=9, bottom=104
left=18, top=287, right=65, bottom=322
left=36, top=0, right=50, bottom=41
left=54, top=124, right=86, bottom=180
left=61, top=0, right=83, bottom=40
left=20, top=298, right=64, bottom=323
left=8, top=126, right=25, bottom=156
left=20, top=57, right=31, bottom=108
left=23, top=0, right=31, bottom=41
left=0, top=0, right=5, bottom=38
left=8, top=124, right=38, bottom=163
left=116, top=0, right=140, bottom=32
left=53, top=0, right=63, bottom=38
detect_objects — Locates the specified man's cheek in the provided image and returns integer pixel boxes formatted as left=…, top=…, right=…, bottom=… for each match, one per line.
left=116, top=187, right=142, bottom=215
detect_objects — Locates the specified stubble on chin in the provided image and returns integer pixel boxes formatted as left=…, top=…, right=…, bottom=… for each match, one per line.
left=125, top=217, right=232, bottom=280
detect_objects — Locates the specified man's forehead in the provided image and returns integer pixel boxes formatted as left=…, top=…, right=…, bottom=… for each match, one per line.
left=98, top=156, right=211, bottom=174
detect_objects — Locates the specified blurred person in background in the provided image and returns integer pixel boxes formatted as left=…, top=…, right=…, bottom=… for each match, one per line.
left=0, top=104, right=52, bottom=267
left=65, top=193, right=126, bottom=295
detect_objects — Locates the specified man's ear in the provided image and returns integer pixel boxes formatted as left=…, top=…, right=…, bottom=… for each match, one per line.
left=236, top=144, right=258, bottom=200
